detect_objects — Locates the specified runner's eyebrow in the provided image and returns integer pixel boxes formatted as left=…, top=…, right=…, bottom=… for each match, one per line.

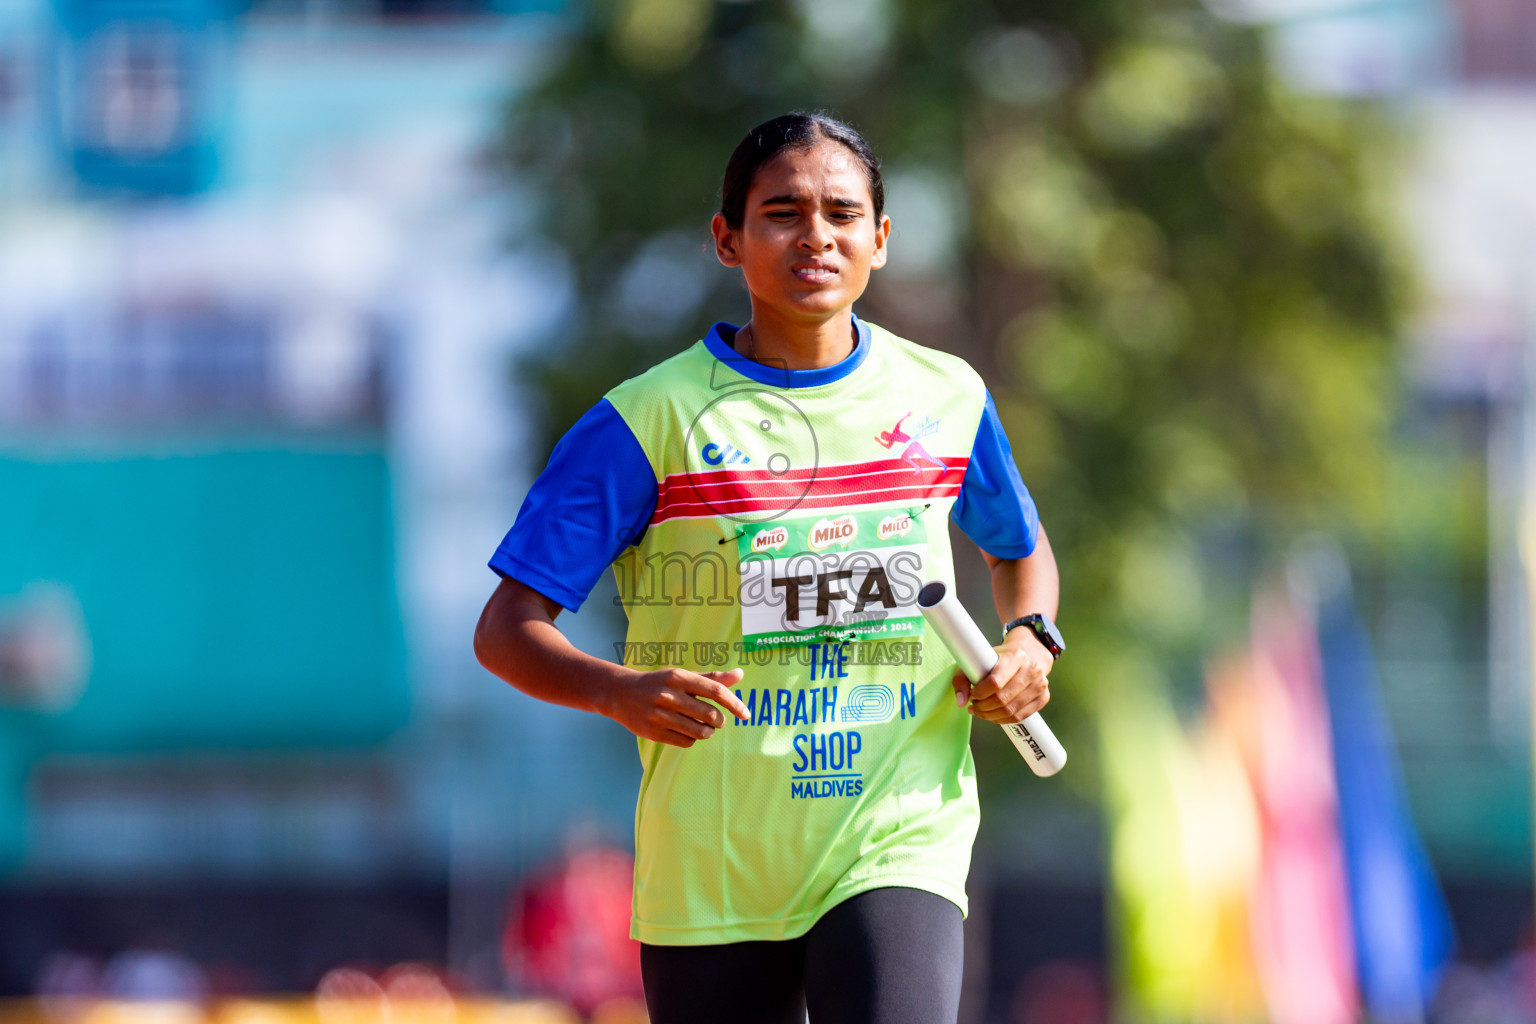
left=757, top=193, right=866, bottom=210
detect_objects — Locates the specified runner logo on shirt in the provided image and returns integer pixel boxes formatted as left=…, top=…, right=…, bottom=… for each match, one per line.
left=874, top=412, right=950, bottom=476
left=737, top=507, right=927, bottom=651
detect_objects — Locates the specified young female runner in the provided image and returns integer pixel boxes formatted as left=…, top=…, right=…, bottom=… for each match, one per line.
left=474, top=113, right=1061, bottom=1024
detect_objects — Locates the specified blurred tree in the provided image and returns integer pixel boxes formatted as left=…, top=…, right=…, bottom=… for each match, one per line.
left=495, top=0, right=1408, bottom=791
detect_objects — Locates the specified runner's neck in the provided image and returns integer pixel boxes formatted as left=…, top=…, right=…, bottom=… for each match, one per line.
left=732, top=311, right=858, bottom=371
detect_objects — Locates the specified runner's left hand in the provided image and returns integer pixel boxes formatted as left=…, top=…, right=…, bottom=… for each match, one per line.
left=951, top=633, right=1052, bottom=724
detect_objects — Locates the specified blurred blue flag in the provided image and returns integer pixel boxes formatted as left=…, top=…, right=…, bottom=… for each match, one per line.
left=1317, top=584, right=1455, bottom=1023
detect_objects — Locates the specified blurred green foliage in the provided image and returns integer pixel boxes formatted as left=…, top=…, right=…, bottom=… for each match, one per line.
left=497, top=0, right=1409, bottom=791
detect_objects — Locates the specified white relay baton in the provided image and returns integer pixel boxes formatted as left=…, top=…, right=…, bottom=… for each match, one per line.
left=916, top=581, right=1067, bottom=778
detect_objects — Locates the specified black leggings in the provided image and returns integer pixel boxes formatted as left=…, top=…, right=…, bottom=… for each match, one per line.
left=639, top=886, right=964, bottom=1024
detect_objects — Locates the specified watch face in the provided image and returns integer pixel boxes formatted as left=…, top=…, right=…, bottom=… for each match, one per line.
left=1027, top=614, right=1064, bottom=656
left=1040, top=616, right=1065, bottom=654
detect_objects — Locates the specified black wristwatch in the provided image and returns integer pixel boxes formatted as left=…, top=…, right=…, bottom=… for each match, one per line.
left=1003, top=613, right=1065, bottom=660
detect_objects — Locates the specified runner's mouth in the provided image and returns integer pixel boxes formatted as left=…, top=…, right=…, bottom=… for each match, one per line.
left=791, top=264, right=837, bottom=283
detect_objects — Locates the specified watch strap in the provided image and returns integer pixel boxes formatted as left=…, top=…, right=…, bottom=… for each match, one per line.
left=1003, top=613, right=1064, bottom=659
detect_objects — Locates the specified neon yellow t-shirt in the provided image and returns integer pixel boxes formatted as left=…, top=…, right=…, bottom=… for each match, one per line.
left=595, top=318, right=1029, bottom=944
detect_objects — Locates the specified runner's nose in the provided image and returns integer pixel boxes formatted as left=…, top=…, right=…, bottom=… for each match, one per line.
left=800, top=214, right=835, bottom=251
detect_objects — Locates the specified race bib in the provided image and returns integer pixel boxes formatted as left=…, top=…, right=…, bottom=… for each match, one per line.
left=736, top=507, right=929, bottom=651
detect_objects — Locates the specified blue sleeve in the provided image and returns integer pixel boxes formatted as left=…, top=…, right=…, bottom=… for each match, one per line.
left=488, top=398, right=658, bottom=612
left=949, top=389, right=1041, bottom=559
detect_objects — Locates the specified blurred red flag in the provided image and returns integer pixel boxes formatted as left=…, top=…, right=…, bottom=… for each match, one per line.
left=502, top=846, right=643, bottom=1014
left=1245, top=591, right=1358, bottom=1024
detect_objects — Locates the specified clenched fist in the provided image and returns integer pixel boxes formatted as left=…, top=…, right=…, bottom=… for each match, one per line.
left=950, top=633, right=1052, bottom=724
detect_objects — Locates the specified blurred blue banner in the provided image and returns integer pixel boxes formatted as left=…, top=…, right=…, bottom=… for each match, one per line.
left=1320, top=584, right=1456, bottom=1021
left=50, top=0, right=227, bottom=195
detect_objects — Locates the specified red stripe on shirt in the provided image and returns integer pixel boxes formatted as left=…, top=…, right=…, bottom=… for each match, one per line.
left=649, top=485, right=965, bottom=524
left=670, top=455, right=968, bottom=486
left=649, top=457, right=968, bottom=525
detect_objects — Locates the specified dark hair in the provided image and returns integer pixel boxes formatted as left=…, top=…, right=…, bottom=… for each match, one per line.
left=719, top=113, right=884, bottom=229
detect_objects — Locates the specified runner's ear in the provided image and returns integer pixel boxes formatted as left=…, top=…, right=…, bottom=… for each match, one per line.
left=711, top=213, right=742, bottom=268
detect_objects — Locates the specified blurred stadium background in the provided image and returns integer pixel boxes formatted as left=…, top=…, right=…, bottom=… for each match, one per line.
left=1, top=0, right=1535, bottom=1021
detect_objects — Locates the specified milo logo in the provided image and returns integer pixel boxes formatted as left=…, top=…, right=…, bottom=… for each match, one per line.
left=808, top=514, right=858, bottom=551
left=877, top=513, right=913, bottom=541
left=751, top=526, right=789, bottom=554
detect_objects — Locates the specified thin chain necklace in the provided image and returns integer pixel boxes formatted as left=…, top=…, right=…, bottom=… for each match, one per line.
left=738, top=322, right=856, bottom=364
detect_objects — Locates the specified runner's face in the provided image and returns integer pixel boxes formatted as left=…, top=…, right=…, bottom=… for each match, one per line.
left=716, top=139, right=890, bottom=319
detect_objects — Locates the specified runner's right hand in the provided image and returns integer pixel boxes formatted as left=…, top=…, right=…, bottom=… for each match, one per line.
left=605, top=667, right=750, bottom=747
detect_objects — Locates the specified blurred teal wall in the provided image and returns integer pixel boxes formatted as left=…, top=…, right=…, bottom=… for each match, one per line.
left=0, top=444, right=408, bottom=752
